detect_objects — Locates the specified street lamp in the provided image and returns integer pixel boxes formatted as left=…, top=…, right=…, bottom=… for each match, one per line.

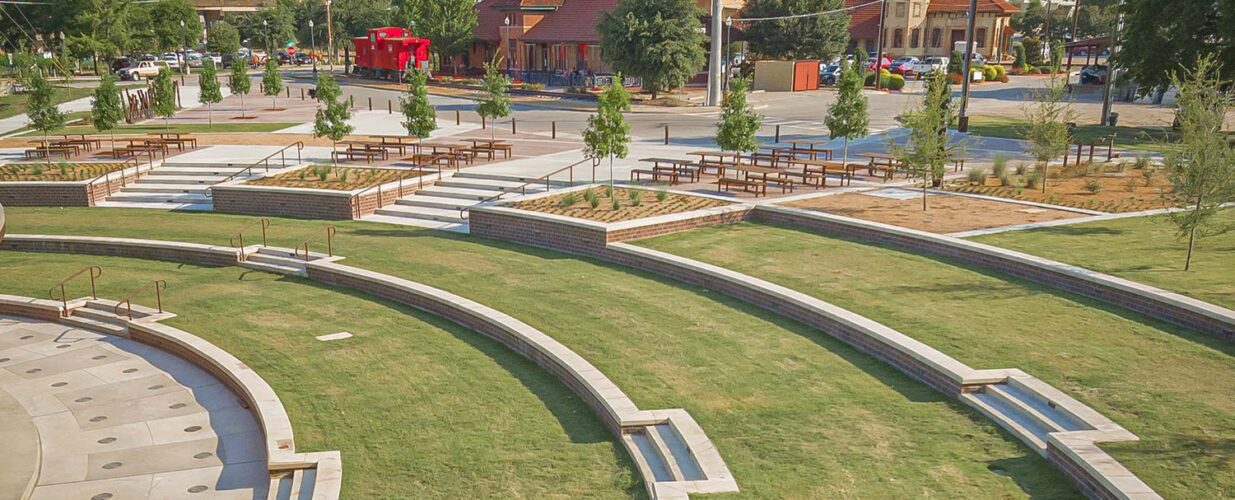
left=179, top=20, right=189, bottom=75
left=309, top=19, right=317, bottom=77
left=503, top=16, right=512, bottom=78
left=724, top=16, right=733, bottom=92
left=262, top=19, right=269, bottom=61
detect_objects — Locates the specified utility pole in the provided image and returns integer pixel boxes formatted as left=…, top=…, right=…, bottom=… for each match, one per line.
left=326, top=0, right=334, bottom=72
left=1099, top=0, right=1122, bottom=125
left=873, top=0, right=886, bottom=90
left=706, top=0, right=723, bottom=107
left=1045, top=0, right=1053, bottom=46
left=1071, top=0, right=1082, bottom=41
left=958, top=0, right=978, bottom=132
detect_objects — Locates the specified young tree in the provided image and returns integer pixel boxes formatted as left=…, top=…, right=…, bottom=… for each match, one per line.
left=1022, top=72, right=1074, bottom=192
left=583, top=75, right=632, bottom=192
left=91, top=74, right=125, bottom=151
left=313, top=73, right=353, bottom=167
left=261, top=59, right=283, bottom=110
left=825, top=59, right=869, bottom=169
left=26, top=73, right=66, bottom=167
left=475, top=61, right=511, bottom=142
left=741, top=0, right=851, bottom=60
left=229, top=60, right=251, bottom=118
left=598, top=0, right=706, bottom=99
left=198, top=60, right=223, bottom=128
left=400, top=67, right=436, bottom=138
left=152, top=67, right=177, bottom=130
left=715, top=77, right=761, bottom=154
left=1163, top=56, right=1235, bottom=271
left=207, top=20, right=242, bottom=57
left=894, top=71, right=957, bottom=211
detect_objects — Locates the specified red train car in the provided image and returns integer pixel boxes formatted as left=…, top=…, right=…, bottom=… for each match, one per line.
left=352, top=27, right=431, bottom=80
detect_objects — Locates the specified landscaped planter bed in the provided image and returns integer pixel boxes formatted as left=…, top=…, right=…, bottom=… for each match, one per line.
left=0, top=161, right=131, bottom=182
left=0, top=161, right=144, bottom=206
left=783, top=191, right=1084, bottom=233
left=213, top=165, right=441, bottom=220
left=246, top=165, right=430, bottom=191
left=946, top=164, right=1176, bottom=213
left=508, top=186, right=732, bottom=223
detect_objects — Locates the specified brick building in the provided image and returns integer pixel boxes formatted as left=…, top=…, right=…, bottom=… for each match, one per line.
left=191, top=0, right=272, bottom=26
left=847, top=0, right=1019, bottom=61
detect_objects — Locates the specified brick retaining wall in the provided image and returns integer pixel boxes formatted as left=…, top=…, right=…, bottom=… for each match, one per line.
left=0, top=236, right=238, bottom=267
left=212, top=187, right=355, bottom=220
left=0, top=169, right=141, bottom=207
left=1048, top=444, right=1120, bottom=500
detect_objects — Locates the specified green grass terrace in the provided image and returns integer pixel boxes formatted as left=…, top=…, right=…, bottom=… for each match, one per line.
left=0, top=207, right=1078, bottom=498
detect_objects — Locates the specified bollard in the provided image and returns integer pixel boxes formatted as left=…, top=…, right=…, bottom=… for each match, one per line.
left=286, top=87, right=290, bottom=98
left=552, top=121, right=556, bottom=139
left=512, top=118, right=517, bottom=135
left=775, top=124, right=781, bottom=143
left=455, top=110, right=460, bottom=125
left=482, top=116, right=486, bottom=129
left=664, top=126, right=669, bottom=145
left=300, top=88, right=305, bottom=100
left=368, top=97, right=372, bottom=111
left=388, top=100, right=392, bottom=114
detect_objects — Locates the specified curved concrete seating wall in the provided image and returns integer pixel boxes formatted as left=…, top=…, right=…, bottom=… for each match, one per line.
left=752, top=205, right=1235, bottom=340
left=0, top=235, right=239, bottom=267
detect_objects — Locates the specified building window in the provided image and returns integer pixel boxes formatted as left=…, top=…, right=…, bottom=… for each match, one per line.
left=895, top=2, right=907, bottom=17
left=893, top=29, right=904, bottom=48
left=910, top=29, right=920, bottom=49
left=930, top=28, right=942, bottom=48
left=976, top=28, right=987, bottom=48
left=912, top=2, right=922, bottom=16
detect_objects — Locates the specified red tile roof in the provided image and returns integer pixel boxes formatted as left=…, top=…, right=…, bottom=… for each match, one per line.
left=521, top=0, right=621, bottom=43
left=474, top=0, right=519, bottom=42
left=845, top=0, right=881, bottom=40
left=927, top=0, right=1019, bottom=14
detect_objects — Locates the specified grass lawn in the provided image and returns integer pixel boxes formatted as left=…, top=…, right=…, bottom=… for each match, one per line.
left=972, top=210, right=1235, bottom=310
left=1, top=207, right=1077, bottom=498
left=0, top=86, right=95, bottom=119
left=16, top=122, right=299, bottom=136
left=0, top=251, right=635, bottom=498
left=637, top=222, right=1235, bottom=499
left=965, top=115, right=1212, bottom=154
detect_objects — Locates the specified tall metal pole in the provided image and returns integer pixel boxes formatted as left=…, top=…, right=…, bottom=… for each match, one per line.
left=1099, top=0, right=1122, bottom=125
left=873, top=0, right=886, bottom=90
left=326, top=0, right=334, bottom=72
left=958, top=0, right=979, bottom=132
left=1044, top=0, right=1053, bottom=46
left=706, top=0, right=723, bottom=107
left=1071, top=0, right=1082, bottom=41
left=724, top=16, right=732, bottom=93
left=310, top=20, right=317, bottom=77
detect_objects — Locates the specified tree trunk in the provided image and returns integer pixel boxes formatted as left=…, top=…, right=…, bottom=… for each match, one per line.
left=44, top=130, right=52, bottom=168
left=842, top=138, right=850, bottom=171
left=110, top=130, right=116, bottom=153
left=331, top=139, right=338, bottom=167
left=207, top=103, right=212, bottom=129
left=609, top=154, right=615, bottom=192
left=240, top=94, right=246, bottom=119
left=1042, top=161, right=1048, bottom=193
left=922, top=179, right=928, bottom=211
left=1185, top=225, right=1197, bottom=271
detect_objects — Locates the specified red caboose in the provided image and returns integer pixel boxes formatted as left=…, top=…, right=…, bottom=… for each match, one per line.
left=352, top=27, right=431, bottom=80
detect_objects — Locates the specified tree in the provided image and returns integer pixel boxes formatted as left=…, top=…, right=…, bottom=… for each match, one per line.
left=598, top=0, right=706, bottom=99
left=475, top=61, right=511, bottom=142
left=1022, top=36, right=1044, bottom=67
left=395, top=0, right=477, bottom=71
left=234, top=4, right=296, bottom=56
left=825, top=59, right=869, bottom=169
left=894, top=71, right=956, bottom=211
left=69, top=0, right=135, bottom=75
left=26, top=73, right=66, bottom=167
left=313, top=73, right=354, bottom=166
left=400, top=67, right=436, bottom=138
left=152, top=67, right=177, bottom=130
left=947, top=50, right=964, bottom=75
left=147, top=0, right=200, bottom=52
left=207, top=21, right=242, bottom=56
left=261, top=59, right=283, bottom=110
left=716, top=77, right=761, bottom=153
left=1117, top=0, right=1235, bottom=98
left=199, top=60, right=224, bottom=128
left=1013, top=43, right=1030, bottom=73
left=740, top=0, right=850, bottom=60
left=1163, top=56, right=1235, bottom=271
left=229, top=60, right=251, bottom=119
left=1022, top=72, right=1074, bottom=192
left=91, top=74, right=125, bottom=151
left=583, top=75, right=632, bottom=192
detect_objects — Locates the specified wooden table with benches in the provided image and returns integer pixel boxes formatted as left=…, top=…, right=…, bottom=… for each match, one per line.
left=782, top=140, right=834, bottom=161
left=632, top=158, right=701, bottom=185
left=466, top=139, right=512, bottom=161
left=856, top=152, right=904, bottom=182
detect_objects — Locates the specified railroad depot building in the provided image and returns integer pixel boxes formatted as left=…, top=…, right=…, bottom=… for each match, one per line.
left=846, top=0, right=1019, bottom=61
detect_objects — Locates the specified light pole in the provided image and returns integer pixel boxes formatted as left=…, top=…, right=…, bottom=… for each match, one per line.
left=326, top=0, right=334, bottom=72
left=180, top=20, right=189, bottom=75
left=958, top=0, right=978, bottom=132
left=873, top=0, right=887, bottom=90
left=706, top=0, right=723, bottom=106
left=503, top=16, right=512, bottom=78
left=724, top=16, right=733, bottom=93
left=262, top=19, right=270, bottom=63
left=309, top=19, right=317, bottom=77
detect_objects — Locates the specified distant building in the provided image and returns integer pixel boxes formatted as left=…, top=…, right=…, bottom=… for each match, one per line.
left=191, top=0, right=273, bottom=25
left=847, top=0, right=1020, bottom=61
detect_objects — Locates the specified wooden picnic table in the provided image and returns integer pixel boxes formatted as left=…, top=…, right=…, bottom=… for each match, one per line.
left=783, top=158, right=858, bottom=187
left=728, top=164, right=796, bottom=193
left=29, top=140, right=82, bottom=155
left=464, top=138, right=512, bottom=160
left=782, top=140, right=834, bottom=161
left=147, top=132, right=198, bottom=149
left=856, top=152, right=904, bottom=181
left=636, top=158, right=701, bottom=184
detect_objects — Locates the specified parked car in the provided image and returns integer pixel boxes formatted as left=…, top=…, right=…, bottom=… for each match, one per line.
left=161, top=52, right=180, bottom=69
left=110, top=57, right=132, bottom=74
left=185, top=53, right=204, bottom=68
left=204, top=52, right=223, bottom=66
left=277, top=50, right=292, bottom=65
left=865, top=56, right=891, bottom=71
left=1080, top=64, right=1108, bottom=85
left=116, top=60, right=169, bottom=80
left=888, top=56, right=920, bottom=76
left=820, top=63, right=842, bottom=85
left=292, top=52, right=313, bottom=65
left=912, top=56, right=948, bottom=77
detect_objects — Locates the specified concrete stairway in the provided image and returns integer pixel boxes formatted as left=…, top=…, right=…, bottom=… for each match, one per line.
left=962, top=382, right=1087, bottom=453
left=623, top=424, right=707, bottom=487
left=362, top=171, right=557, bottom=231
left=238, top=247, right=322, bottom=277
left=267, top=468, right=316, bottom=500
left=60, top=298, right=161, bottom=335
left=98, top=162, right=259, bottom=210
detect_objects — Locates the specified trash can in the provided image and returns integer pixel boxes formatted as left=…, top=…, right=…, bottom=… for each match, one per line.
left=1107, top=112, right=1119, bottom=127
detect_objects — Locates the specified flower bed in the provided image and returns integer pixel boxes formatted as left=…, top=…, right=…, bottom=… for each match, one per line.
left=947, top=163, right=1177, bottom=213
left=245, top=166, right=428, bottom=191
left=0, top=162, right=129, bottom=182
left=509, top=186, right=732, bottom=223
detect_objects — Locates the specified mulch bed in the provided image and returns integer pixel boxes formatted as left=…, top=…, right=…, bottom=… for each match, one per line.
left=510, top=187, right=732, bottom=223
left=246, top=166, right=429, bottom=191
left=0, top=162, right=130, bottom=182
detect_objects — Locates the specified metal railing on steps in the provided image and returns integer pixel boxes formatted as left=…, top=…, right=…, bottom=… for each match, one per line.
left=349, top=157, right=448, bottom=219
left=49, top=266, right=102, bottom=316
left=459, top=154, right=599, bottom=220
left=229, top=218, right=270, bottom=261
left=114, top=279, right=166, bottom=320
left=210, top=141, right=306, bottom=190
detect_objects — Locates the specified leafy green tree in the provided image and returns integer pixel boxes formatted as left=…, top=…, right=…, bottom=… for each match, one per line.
left=235, top=4, right=297, bottom=55
left=825, top=60, right=869, bottom=168
left=740, top=0, right=850, bottom=60
left=229, top=60, right=251, bottom=118
left=26, top=73, right=66, bottom=167
left=395, top=0, right=477, bottom=70
left=1022, top=72, right=1074, bottom=192
left=716, top=77, right=761, bottom=153
left=313, top=73, right=354, bottom=166
left=400, top=68, right=436, bottom=138
left=947, top=50, right=964, bottom=75
left=475, top=61, right=511, bottom=142
left=894, top=71, right=957, bottom=211
left=1117, top=0, right=1235, bottom=98
left=199, top=60, right=224, bottom=128
left=152, top=67, right=177, bottom=129
left=598, top=0, right=706, bottom=99
left=148, top=0, right=200, bottom=52
left=261, top=59, right=283, bottom=110
left=1013, top=43, right=1030, bottom=72
left=329, top=0, right=396, bottom=38
left=1163, top=56, right=1235, bottom=271
left=68, top=0, right=135, bottom=75
left=583, top=75, right=632, bottom=191
left=91, top=74, right=125, bottom=151
left=207, top=21, right=242, bottom=56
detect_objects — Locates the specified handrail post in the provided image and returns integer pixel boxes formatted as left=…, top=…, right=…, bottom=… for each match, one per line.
left=260, top=218, right=269, bottom=246
left=155, top=280, right=164, bottom=313
left=326, top=226, right=336, bottom=257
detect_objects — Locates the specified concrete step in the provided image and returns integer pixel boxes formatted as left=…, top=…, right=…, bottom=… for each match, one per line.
left=435, top=177, right=528, bottom=192
left=148, top=166, right=249, bottom=177
left=239, top=260, right=307, bottom=277
left=962, top=389, right=1051, bottom=452
left=454, top=171, right=568, bottom=185
left=105, top=192, right=212, bottom=204
left=625, top=431, right=674, bottom=483
left=267, top=472, right=289, bottom=500
left=255, top=246, right=331, bottom=260
left=416, top=185, right=505, bottom=201
left=136, top=174, right=228, bottom=184
left=93, top=201, right=213, bottom=211
left=59, top=315, right=127, bottom=335
left=119, top=184, right=210, bottom=194
left=71, top=307, right=133, bottom=324
left=374, top=204, right=467, bottom=223
left=83, top=299, right=161, bottom=319
left=245, top=253, right=309, bottom=268
left=394, top=195, right=474, bottom=210
left=992, top=383, right=1086, bottom=432
left=287, top=468, right=305, bottom=500
left=359, top=214, right=469, bottom=232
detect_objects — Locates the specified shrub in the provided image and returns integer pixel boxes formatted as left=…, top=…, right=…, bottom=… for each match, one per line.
left=1134, top=154, right=1152, bottom=170
left=1125, top=177, right=1138, bottom=193
left=57, top=161, right=68, bottom=176
left=32, top=164, right=42, bottom=176
left=1142, top=168, right=1155, bottom=186
left=991, top=154, right=1008, bottom=178
left=317, top=169, right=328, bottom=181
left=865, top=69, right=892, bottom=86
left=992, top=64, right=1007, bottom=81
left=298, top=169, right=308, bottom=180
left=1014, top=163, right=1027, bottom=175
left=611, top=196, right=621, bottom=210
left=584, top=188, right=599, bottom=208
left=999, top=173, right=1012, bottom=186
left=982, top=65, right=998, bottom=82
left=1083, top=179, right=1103, bottom=194
left=1024, top=172, right=1041, bottom=189
left=967, top=168, right=986, bottom=183
left=886, top=74, right=906, bottom=90
left=339, top=169, right=349, bottom=183
left=559, top=192, right=578, bottom=208
left=628, top=189, right=643, bottom=206
left=656, top=189, right=669, bottom=202
left=603, top=184, right=613, bottom=198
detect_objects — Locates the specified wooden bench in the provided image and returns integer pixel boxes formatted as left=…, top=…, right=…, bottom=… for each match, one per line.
left=332, top=148, right=384, bottom=163
left=718, top=177, right=766, bottom=197
left=780, top=170, right=826, bottom=188
left=24, top=147, right=73, bottom=160
left=631, top=168, right=681, bottom=184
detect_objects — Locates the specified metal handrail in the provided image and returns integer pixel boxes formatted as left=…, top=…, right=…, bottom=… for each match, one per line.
left=48, top=266, right=102, bottom=316
left=213, top=141, right=305, bottom=187
left=229, top=218, right=271, bottom=261
left=459, top=154, right=599, bottom=220
left=113, top=279, right=166, bottom=320
left=85, top=158, right=141, bottom=200
left=293, top=242, right=311, bottom=262
left=326, top=226, right=336, bottom=257
left=349, top=157, right=447, bottom=219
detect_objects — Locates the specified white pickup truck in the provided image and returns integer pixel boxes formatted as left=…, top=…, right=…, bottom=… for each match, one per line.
left=116, top=61, right=169, bottom=81
left=911, top=57, right=948, bottom=78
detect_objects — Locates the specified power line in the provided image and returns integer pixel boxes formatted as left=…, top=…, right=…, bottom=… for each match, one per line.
left=737, top=0, right=883, bottom=23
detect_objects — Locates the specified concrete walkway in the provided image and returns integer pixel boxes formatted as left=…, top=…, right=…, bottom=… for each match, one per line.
left=0, top=315, right=267, bottom=499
